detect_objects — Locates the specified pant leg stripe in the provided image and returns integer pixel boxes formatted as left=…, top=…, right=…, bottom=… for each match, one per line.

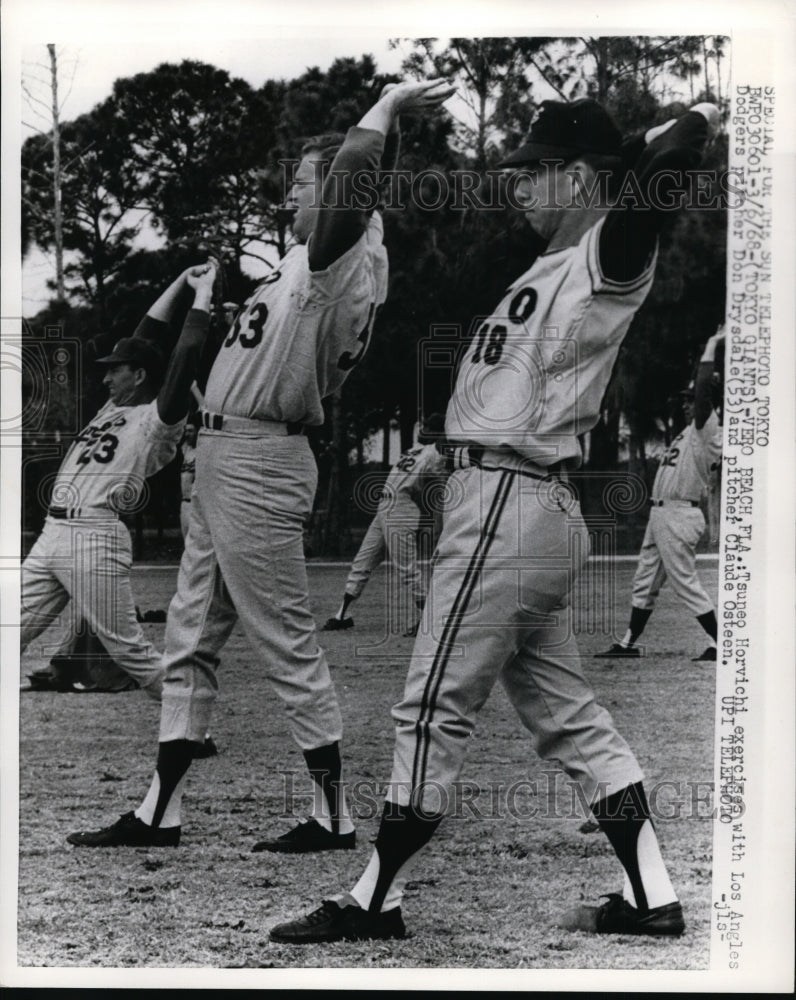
left=411, top=470, right=514, bottom=795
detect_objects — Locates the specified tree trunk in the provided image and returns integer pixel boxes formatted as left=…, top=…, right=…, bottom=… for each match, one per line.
left=48, top=44, right=65, bottom=302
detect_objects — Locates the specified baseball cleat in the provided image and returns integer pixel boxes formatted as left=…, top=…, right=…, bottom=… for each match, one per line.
left=67, top=811, right=180, bottom=848
left=252, top=817, right=355, bottom=854
left=269, top=898, right=406, bottom=944
left=558, top=893, right=685, bottom=936
left=322, top=616, right=354, bottom=631
left=192, top=735, right=219, bottom=759
left=692, top=646, right=717, bottom=662
left=594, top=643, right=641, bottom=659
left=578, top=819, right=601, bottom=834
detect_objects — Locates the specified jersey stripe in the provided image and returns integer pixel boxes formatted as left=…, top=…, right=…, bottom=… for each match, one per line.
left=410, top=470, right=514, bottom=802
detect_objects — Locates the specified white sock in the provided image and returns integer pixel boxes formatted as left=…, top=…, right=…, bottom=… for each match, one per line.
left=311, top=777, right=355, bottom=835
left=348, top=848, right=408, bottom=913
left=135, top=772, right=186, bottom=829
left=620, top=629, right=634, bottom=648
left=622, top=820, right=677, bottom=909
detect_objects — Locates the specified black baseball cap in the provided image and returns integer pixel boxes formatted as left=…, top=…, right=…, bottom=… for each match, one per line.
left=499, top=99, right=623, bottom=168
left=96, top=337, right=164, bottom=379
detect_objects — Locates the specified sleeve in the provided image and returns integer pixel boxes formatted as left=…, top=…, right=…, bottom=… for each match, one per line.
left=140, top=400, right=184, bottom=478
left=308, top=126, right=386, bottom=273
left=599, top=110, right=711, bottom=283
left=132, top=315, right=170, bottom=342
left=694, top=409, right=723, bottom=465
left=156, top=309, right=212, bottom=426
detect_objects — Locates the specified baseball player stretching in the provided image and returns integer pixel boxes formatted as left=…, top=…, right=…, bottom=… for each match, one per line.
left=68, top=80, right=455, bottom=852
left=21, top=263, right=218, bottom=701
left=323, top=415, right=450, bottom=637
left=271, top=99, right=719, bottom=943
left=596, top=331, right=724, bottom=662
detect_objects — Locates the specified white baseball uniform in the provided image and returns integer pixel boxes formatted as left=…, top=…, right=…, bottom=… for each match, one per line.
left=21, top=397, right=184, bottom=696
left=389, top=215, right=654, bottom=811
left=345, top=443, right=450, bottom=616
left=630, top=411, right=722, bottom=615
left=159, top=126, right=389, bottom=749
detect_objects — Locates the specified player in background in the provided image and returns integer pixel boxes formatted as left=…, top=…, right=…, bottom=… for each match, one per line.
left=21, top=261, right=219, bottom=700
left=68, top=79, right=455, bottom=852
left=596, top=329, right=724, bottom=662
left=271, top=98, right=720, bottom=943
left=179, top=416, right=200, bottom=539
left=323, top=413, right=450, bottom=637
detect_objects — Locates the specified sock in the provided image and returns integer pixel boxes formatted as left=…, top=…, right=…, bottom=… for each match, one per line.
left=591, top=781, right=677, bottom=911
left=622, top=606, right=653, bottom=646
left=135, top=740, right=196, bottom=829
left=696, top=610, right=717, bottom=643
left=335, top=593, right=356, bottom=619
left=349, top=801, right=443, bottom=914
left=303, top=742, right=354, bottom=836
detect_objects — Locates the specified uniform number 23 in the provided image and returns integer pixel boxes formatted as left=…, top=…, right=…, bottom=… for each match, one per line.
left=225, top=303, right=268, bottom=349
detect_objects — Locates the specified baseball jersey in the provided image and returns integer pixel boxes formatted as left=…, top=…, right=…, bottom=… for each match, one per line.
left=652, top=410, right=722, bottom=501
left=51, top=400, right=184, bottom=513
left=445, top=216, right=656, bottom=466
left=203, top=213, right=388, bottom=425
left=381, top=444, right=450, bottom=507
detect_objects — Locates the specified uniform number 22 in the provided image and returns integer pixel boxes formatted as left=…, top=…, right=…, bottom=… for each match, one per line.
left=225, top=303, right=268, bottom=349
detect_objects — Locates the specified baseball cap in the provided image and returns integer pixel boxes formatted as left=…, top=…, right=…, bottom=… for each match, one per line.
left=499, top=99, right=623, bottom=168
left=96, top=337, right=164, bottom=379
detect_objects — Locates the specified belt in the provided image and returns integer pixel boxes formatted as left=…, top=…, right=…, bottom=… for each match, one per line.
left=48, top=506, right=118, bottom=521
left=650, top=498, right=700, bottom=508
left=201, top=410, right=305, bottom=435
left=440, top=444, right=572, bottom=482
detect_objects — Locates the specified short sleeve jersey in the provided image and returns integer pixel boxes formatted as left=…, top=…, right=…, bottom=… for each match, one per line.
left=652, top=410, right=723, bottom=502
left=445, top=216, right=656, bottom=466
left=51, top=400, right=184, bottom=513
left=203, top=213, right=388, bottom=425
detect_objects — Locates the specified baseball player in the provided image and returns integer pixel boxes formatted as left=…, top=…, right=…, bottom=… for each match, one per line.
left=271, top=98, right=719, bottom=943
left=21, top=261, right=219, bottom=700
left=323, top=414, right=450, bottom=637
left=67, top=80, right=456, bottom=852
left=596, top=330, right=724, bottom=662
left=179, top=417, right=199, bottom=539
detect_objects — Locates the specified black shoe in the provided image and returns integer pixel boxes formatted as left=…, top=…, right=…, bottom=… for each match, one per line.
left=402, top=622, right=420, bottom=638
left=26, top=668, right=75, bottom=692
left=67, top=811, right=180, bottom=848
left=322, top=616, right=354, bottom=632
left=692, top=646, right=717, bottom=662
left=594, top=643, right=641, bottom=659
left=559, top=893, right=685, bottom=936
left=252, top=817, right=355, bottom=854
left=578, top=819, right=600, bottom=834
left=192, top=736, right=219, bottom=759
left=270, top=899, right=406, bottom=944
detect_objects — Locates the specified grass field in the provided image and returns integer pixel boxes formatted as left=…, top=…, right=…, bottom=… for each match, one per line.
left=17, top=560, right=718, bottom=973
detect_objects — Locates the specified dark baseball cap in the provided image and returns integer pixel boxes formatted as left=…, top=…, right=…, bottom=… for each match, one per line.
left=96, top=337, right=164, bottom=378
left=499, top=99, right=623, bottom=168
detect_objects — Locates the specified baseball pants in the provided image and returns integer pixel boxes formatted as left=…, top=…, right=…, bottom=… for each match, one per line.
left=388, top=462, right=644, bottom=812
left=20, top=517, right=163, bottom=697
left=630, top=506, right=714, bottom=616
left=346, top=494, right=427, bottom=609
left=158, top=428, right=343, bottom=749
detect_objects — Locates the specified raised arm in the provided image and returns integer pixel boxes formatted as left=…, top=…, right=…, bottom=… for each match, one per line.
left=309, top=79, right=454, bottom=272
left=693, top=329, right=725, bottom=430
left=131, top=265, right=198, bottom=343
left=599, top=103, right=720, bottom=283
left=156, top=261, right=217, bottom=426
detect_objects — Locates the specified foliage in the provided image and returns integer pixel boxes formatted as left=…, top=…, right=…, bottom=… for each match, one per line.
left=22, top=38, right=730, bottom=550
